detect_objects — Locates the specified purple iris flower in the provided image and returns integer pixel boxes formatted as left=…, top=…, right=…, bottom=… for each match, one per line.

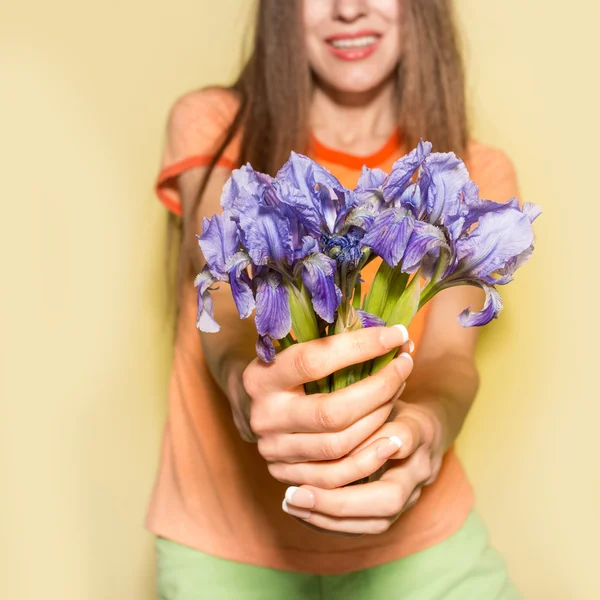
left=356, top=310, right=386, bottom=328
left=424, top=196, right=541, bottom=326
left=194, top=141, right=540, bottom=369
left=276, top=152, right=358, bottom=234
left=382, top=140, right=432, bottom=205
left=197, top=212, right=254, bottom=321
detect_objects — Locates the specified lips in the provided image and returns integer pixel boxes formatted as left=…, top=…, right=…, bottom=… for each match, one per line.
left=324, top=30, right=382, bottom=61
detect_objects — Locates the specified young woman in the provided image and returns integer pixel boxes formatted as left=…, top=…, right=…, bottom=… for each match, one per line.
left=148, top=1, right=522, bottom=597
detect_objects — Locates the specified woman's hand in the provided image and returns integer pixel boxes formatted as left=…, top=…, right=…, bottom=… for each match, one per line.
left=241, top=325, right=414, bottom=485
left=281, top=398, right=446, bottom=536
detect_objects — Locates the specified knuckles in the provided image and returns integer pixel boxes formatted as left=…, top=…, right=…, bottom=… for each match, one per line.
left=316, top=436, right=347, bottom=461
left=241, top=363, right=261, bottom=397
left=384, top=485, right=408, bottom=516
left=291, top=347, right=322, bottom=382
left=314, top=400, right=344, bottom=432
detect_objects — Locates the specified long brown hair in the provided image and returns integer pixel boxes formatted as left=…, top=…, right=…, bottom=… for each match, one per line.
left=168, top=0, right=468, bottom=315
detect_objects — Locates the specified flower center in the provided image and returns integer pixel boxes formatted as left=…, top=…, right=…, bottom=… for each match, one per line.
left=321, top=226, right=366, bottom=271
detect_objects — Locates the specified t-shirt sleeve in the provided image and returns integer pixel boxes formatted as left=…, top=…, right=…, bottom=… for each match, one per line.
left=466, top=140, right=521, bottom=204
left=154, top=88, right=241, bottom=216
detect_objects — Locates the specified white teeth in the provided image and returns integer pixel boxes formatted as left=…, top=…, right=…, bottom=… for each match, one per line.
left=330, top=36, right=378, bottom=49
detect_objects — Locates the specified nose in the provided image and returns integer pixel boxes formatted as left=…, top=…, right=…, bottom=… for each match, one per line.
left=333, top=0, right=368, bottom=23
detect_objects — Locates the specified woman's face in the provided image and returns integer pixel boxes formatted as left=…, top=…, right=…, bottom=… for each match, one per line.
left=303, top=0, right=402, bottom=94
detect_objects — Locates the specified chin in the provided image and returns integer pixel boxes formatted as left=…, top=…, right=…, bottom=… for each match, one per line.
left=323, top=73, right=393, bottom=95
left=316, top=64, right=397, bottom=95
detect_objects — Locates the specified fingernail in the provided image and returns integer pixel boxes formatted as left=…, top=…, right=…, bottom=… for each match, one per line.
left=282, top=499, right=311, bottom=519
left=392, top=324, right=409, bottom=344
left=399, top=352, right=413, bottom=364
left=394, top=352, right=413, bottom=374
left=408, top=339, right=415, bottom=354
left=376, top=436, right=403, bottom=459
left=381, top=324, right=409, bottom=349
left=285, top=486, right=315, bottom=509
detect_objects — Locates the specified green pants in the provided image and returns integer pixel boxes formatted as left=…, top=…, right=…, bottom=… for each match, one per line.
left=155, top=509, right=522, bottom=599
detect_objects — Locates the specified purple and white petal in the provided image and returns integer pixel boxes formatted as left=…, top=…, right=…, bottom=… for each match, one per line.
left=354, top=166, right=387, bottom=208
left=523, top=202, right=542, bottom=223
left=453, top=204, right=535, bottom=282
left=220, top=164, right=269, bottom=213
left=402, top=220, right=450, bottom=274
left=256, top=335, right=276, bottom=363
left=458, top=283, right=503, bottom=327
left=420, top=152, right=470, bottom=226
left=362, top=207, right=415, bottom=268
left=294, top=236, right=319, bottom=261
left=225, top=251, right=255, bottom=319
left=237, top=190, right=295, bottom=267
left=398, top=182, right=422, bottom=214
left=356, top=310, right=386, bottom=328
left=275, top=179, right=322, bottom=239
left=300, top=252, right=342, bottom=323
left=383, top=140, right=432, bottom=204
left=255, top=273, right=292, bottom=339
left=197, top=211, right=241, bottom=280
left=194, top=267, right=220, bottom=333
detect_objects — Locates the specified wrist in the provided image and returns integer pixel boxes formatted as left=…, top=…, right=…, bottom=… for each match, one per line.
left=225, top=356, right=257, bottom=443
left=400, top=394, right=459, bottom=456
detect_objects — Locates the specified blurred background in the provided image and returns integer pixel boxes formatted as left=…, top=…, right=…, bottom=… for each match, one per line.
left=1, top=1, right=598, bottom=598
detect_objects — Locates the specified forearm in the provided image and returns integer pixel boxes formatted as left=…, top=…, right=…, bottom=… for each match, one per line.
left=400, top=352, right=480, bottom=453
left=200, top=289, right=258, bottom=441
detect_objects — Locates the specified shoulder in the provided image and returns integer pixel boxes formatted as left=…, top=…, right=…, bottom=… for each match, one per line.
left=160, top=86, right=242, bottom=169
left=166, top=86, right=241, bottom=142
left=464, top=139, right=521, bottom=203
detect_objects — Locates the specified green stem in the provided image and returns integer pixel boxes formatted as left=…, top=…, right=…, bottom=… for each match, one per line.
left=286, top=282, right=329, bottom=394
left=371, top=270, right=422, bottom=374
left=277, top=333, right=296, bottom=350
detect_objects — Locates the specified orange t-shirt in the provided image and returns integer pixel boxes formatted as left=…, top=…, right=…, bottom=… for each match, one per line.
left=146, top=87, right=520, bottom=574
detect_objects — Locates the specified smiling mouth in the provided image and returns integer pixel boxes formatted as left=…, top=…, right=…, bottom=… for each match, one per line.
left=327, top=35, right=380, bottom=50
left=324, top=32, right=383, bottom=61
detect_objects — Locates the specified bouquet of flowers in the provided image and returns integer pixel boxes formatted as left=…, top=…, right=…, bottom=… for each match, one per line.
left=194, top=141, right=540, bottom=394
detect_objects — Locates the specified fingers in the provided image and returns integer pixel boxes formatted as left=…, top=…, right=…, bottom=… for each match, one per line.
left=348, top=412, right=426, bottom=460
left=268, top=436, right=403, bottom=488
left=282, top=502, right=394, bottom=536
left=258, top=400, right=394, bottom=464
left=285, top=478, right=413, bottom=519
left=259, top=325, right=411, bottom=391
left=281, top=448, right=433, bottom=535
left=276, top=353, right=414, bottom=434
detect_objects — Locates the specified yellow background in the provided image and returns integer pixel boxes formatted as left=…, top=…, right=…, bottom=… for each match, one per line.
left=1, top=1, right=597, bottom=598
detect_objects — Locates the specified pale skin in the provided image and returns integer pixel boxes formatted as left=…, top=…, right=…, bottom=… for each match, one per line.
left=175, top=0, right=486, bottom=536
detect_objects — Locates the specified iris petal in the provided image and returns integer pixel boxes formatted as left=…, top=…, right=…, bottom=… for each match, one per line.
left=194, top=267, right=220, bottom=333
left=402, top=220, right=450, bottom=274
left=458, top=283, right=503, bottom=327
left=275, top=179, right=322, bottom=239
left=226, top=251, right=255, bottom=319
left=221, top=164, right=270, bottom=213
left=256, top=335, right=276, bottom=363
left=362, top=207, right=415, bottom=268
left=197, top=212, right=240, bottom=279
left=255, top=273, right=292, bottom=339
left=353, top=165, right=387, bottom=211
left=356, top=310, right=386, bottom=328
left=454, top=205, right=535, bottom=283
left=420, top=152, right=470, bottom=225
left=237, top=190, right=295, bottom=266
left=299, top=252, right=342, bottom=323
left=383, top=140, right=432, bottom=204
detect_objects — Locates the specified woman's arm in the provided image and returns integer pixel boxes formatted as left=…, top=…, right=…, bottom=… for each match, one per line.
left=177, top=165, right=258, bottom=440
left=398, top=284, right=485, bottom=454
